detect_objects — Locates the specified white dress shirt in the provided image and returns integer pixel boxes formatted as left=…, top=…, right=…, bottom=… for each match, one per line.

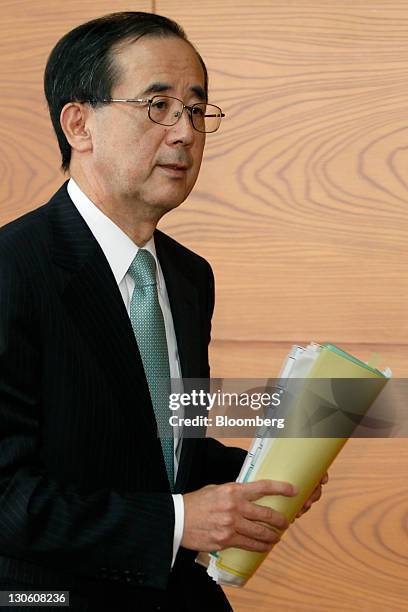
left=67, top=178, right=184, bottom=567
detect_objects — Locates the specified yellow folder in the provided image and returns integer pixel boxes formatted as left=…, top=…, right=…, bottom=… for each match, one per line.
left=207, top=343, right=390, bottom=586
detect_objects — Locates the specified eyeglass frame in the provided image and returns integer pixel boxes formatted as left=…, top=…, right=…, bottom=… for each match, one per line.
left=94, top=95, right=225, bottom=133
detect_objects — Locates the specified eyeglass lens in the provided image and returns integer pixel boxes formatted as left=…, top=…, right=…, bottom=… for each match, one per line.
left=148, top=96, right=222, bottom=133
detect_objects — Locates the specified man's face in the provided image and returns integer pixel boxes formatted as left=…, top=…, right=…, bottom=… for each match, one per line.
left=88, top=36, right=207, bottom=216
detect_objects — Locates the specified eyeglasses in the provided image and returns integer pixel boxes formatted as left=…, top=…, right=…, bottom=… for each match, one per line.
left=98, top=95, right=225, bottom=133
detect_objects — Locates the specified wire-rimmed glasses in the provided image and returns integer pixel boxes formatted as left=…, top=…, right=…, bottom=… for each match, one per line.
left=99, top=95, right=225, bottom=133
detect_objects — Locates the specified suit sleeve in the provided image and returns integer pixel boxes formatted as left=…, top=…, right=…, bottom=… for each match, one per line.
left=202, top=438, right=247, bottom=484
left=0, top=245, right=173, bottom=590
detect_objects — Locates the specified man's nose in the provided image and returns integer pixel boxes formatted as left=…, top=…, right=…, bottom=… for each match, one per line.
left=166, top=108, right=195, bottom=145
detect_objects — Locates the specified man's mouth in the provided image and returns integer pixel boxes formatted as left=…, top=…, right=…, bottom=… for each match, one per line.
left=158, top=163, right=189, bottom=170
left=157, top=163, right=190, bottom=176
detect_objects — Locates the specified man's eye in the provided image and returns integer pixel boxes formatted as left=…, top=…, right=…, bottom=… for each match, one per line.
left=151, top=99, right=169, bottom=110
left=192, top=106, right=205, bottom=117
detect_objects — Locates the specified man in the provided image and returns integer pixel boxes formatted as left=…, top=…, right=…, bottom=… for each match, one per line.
left=0, top=12, right=325, bottom=611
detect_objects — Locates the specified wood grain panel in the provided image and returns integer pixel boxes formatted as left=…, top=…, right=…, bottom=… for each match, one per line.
left=156, top=0, right=408, bottom=346
left=0, top=0, right=152, bottom=222
left=154, top=2, right=408, bottom=610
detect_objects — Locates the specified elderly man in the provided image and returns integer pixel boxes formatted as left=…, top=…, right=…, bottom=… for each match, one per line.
left=0, top=11, right=324, bottom=611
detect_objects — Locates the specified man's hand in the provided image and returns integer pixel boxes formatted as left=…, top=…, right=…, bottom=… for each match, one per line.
left=295, top=472, right=329, bottom=519
left=182, top=479, right=298, bottom=553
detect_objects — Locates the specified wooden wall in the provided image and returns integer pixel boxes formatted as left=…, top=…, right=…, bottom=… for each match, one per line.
left=1, top=1, right=407, bottom=610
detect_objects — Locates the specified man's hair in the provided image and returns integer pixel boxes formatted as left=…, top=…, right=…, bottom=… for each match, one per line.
left=44, top=11, right=208, bottom=172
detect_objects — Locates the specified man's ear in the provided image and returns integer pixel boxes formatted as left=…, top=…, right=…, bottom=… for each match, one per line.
left=60, top=102, right=93, bottom=155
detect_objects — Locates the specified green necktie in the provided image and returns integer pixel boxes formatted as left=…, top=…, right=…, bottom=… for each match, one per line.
left=128, top=249, right=174, bottom=491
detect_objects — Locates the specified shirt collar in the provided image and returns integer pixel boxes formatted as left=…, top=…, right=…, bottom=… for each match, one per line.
left=67, top=178, right=161, bottom=288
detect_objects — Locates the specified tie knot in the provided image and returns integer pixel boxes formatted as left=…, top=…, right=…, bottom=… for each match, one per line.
left=128, top=249, right=157, bottom=287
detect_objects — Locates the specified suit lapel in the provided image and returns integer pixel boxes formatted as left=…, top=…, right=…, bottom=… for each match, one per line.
left=155, top=231, right=203, bottom=492
left=47, top=184, right=203, bottom=492
left=155, top=231, right=201, bottom=380
left=48, top=183, right=158, bottom=441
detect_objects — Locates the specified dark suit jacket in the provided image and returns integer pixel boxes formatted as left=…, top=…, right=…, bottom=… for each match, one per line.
left=0, top=183, right=246, bottom=611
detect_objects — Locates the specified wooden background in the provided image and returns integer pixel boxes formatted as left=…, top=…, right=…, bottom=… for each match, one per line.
left=1, top=1, right=407, bottom=610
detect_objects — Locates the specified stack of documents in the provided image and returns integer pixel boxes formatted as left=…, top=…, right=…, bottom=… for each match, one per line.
left=205, top=342, right=391, bottom=586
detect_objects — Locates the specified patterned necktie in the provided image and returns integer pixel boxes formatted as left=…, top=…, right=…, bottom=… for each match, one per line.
left=128, top=249, right=174, bottom=491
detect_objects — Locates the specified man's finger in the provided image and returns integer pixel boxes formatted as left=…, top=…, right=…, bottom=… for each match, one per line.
left=307, top=484, right=322, bottom=505
left=241, top=479, right=298, bottom=502
left=235, top=517, right=283, bottom=545
left=241, top=501, right=290, bottom=531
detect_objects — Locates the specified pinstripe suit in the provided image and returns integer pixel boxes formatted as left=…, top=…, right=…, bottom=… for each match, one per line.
left=0, top=183, right=245, bottom=611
